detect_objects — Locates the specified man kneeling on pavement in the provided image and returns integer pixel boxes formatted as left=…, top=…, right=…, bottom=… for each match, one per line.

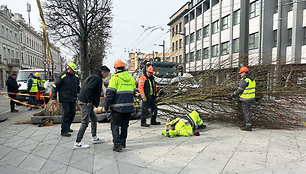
left=162, top=111, right=206, bottom=137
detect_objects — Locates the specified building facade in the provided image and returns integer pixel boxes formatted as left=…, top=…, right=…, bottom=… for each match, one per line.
left=168, top=2, right=189, bottom=66
left=0, top=5, right=61, bottom=88
left=183, top=0, right=306, bottom=72
left=128, top=52, right=171, bottom=72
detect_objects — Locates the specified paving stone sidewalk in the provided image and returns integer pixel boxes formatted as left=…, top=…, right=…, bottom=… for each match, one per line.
left=0, top=119, right=305, bottom=174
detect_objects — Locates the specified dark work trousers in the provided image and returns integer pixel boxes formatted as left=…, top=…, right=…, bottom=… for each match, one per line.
left=140, top=98, right=157, bottom=124
left=61, top=101, right=76, bottom=134
left=76, top=102, right=97, bottom=142
left=8, top=94, right=17, bottom=111
left=111, top=111, right=131, bottom=147
left=29, top=92, right=37, bottom=108
left=241, top=100, right=254, bottom=128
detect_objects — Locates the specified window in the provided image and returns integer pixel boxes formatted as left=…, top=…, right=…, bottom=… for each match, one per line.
left=221, top=42, right=229, bottom=55
left=196, top=29, right=202, bottom=41
left=179, top=22, right=182, bottom=32
left=176, top=25, right=178, bottom=35
left=172, top=27, right=175, bottom=37
left=249, top=32, right=259, bottom=49
left=179, top=39, right=182, bottom=48
left=196, top=5, right=202, bottom=17
left=196, top=50, right=201, bottom=60
left=304, top=27, right=306, bottom=45
left=289, top=0, right=293, bottom=11
left=250, top=0, right=260, bottom=18
left=172, top=42, right=175, bottom=51
left=203, top=47, right=209, bottom=59
left=190, top=51, right=194, bottom=62
left=190, top=11, right=195, bottom=21
left=185, top=53, right=190, bottom=62
left=274, top=30, right=277, bottom=47
left=176, top=56, right=178, bottom=63
left=233, top=39, right=239, bottom=53
left=212, top=20, right=219, bottom=34
left=184, top=15, right=189, bottom=24
left=190, top=32, right=195, bottom=43
left=179, top=55, right=182, bottom=63
left=176, top=40, right=178, bottom=50
left=233, top=10, right=240, bottom=26
left=212, top=45, right=219, bottom=57
left=185, top=35, right=189, bottom=45
left=221, top=15, right=229, bottom=30
left=203, top=25, right=209, bottom=38
left=288, top=28, right=292, bottom=46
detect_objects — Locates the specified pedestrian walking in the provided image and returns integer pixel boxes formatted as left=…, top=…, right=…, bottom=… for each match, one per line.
left=104, top=60, right=136, bottom=152
left=230, top=66, right=256, bottom=131
left=27, top=73, right=38, bottom=110
left=138, top=66, right=160, bottom=127
left=6, top=73, right=20, bottom=112
left=74, top=66, right=110, bottom=148
left=52, top=62, right=80, bottom=137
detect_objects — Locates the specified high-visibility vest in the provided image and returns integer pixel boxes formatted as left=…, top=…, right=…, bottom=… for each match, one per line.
left=107, top=71, right=136, bottom=113
left=162, top=118, right=193, bottom=137
left=239, top=77, right=256, bottom=101
left=28, top=78, right=38, bottom=93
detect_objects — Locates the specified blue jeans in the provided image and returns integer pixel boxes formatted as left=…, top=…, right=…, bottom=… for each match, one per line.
left=61, top=102, right=76, bottom=133
left=111, top=111, right=130, bottom=147
left=29, top=92, right=37, bottom=108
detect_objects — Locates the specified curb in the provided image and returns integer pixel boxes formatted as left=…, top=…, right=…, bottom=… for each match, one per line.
left=31, top=113, right=109, bottom=124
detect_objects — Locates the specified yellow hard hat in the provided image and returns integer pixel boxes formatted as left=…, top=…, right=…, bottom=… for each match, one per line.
left=35, top=72, right=40, bottom=77
left=68, top=62, right=77, bottom=72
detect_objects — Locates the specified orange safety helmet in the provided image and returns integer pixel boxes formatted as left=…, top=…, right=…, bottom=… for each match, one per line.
left=114, top=60, right=125, bottom=68
left=146, top=66, right=154, bottom=73
left=239, top=66, right=249, bottom=74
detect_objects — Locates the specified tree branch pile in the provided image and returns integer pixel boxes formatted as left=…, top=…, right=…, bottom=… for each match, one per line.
left=156, top=64, right=306, bottom=129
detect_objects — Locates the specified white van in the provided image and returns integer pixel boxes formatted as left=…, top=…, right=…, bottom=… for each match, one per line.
left=16, top=69, right=49, bottom=101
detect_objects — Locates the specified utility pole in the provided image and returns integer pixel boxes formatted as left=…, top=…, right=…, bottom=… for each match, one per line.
left=276, top=0, right=282, bottom=66
left=158, top=40, right=165, bottom=62
left=239, top=0, right=249, bottom=67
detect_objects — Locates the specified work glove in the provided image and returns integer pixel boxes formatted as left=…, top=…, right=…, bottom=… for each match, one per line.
left=142, top=97, right=147, bottom=102
left=230, top=93, right=235, bottom=99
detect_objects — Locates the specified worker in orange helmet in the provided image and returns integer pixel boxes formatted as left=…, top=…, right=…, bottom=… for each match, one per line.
left=138, top=66, right=160, bottom=127
left=230, top=66, right=256, bottom=131
left=104, top=60, right=136, bottom=152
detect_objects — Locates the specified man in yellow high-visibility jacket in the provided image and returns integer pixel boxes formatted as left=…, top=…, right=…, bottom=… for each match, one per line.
left=27, top=73, right=38, bottom=110
left=104, top=60, right=136, bottom=152
left=231, top=66, right=256, bottom=131
left=162, top=111, right=206, bottom=137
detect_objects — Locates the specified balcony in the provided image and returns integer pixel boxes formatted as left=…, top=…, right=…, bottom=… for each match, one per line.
left=7, top=59, right=20, bottom=67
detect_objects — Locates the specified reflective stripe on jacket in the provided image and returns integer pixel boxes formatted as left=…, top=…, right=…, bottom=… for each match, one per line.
left=138, top=75, right=157, bottom=100
left=27, top=77, right=38, bottom=93
left=239, top=77, right=256, bottom=101
left=104, top=70, right=136, bottom=113
left=162, top=118, right=193, bottom=137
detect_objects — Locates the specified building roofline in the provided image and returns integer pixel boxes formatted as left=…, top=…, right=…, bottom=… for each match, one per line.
left=168, top=2, right=190, bottom=26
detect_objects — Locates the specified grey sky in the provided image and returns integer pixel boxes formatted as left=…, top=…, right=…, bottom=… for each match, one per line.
left=1, top=0, right=187, bottom=70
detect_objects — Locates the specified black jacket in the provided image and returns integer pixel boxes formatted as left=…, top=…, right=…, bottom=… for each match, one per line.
left=78, top=72, right=102, bottom=107
left=6, top=76, right=19, bottom=93
left=52, top=71, right=80, bottom=103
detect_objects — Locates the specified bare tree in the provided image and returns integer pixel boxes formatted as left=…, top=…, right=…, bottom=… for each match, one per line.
left=43, top=0, right=112, bottom=80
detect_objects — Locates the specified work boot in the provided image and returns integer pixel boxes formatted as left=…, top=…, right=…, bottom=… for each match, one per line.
left=150, top=121, right=161, bottom=125
left=61, top=132, right=71, bottom=137
left=121, top=143, right=126, bottom=148
left=10, top=109, right=18, bottom=113
left=240, top=126, right=252, bottom=131
left=141, top=123, right=150, bottom=127
left=68, top=129, right=74, bottom=132
left=198, top=124, right=206, bottom=129
left=113, top=145, right=123, bottom=152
